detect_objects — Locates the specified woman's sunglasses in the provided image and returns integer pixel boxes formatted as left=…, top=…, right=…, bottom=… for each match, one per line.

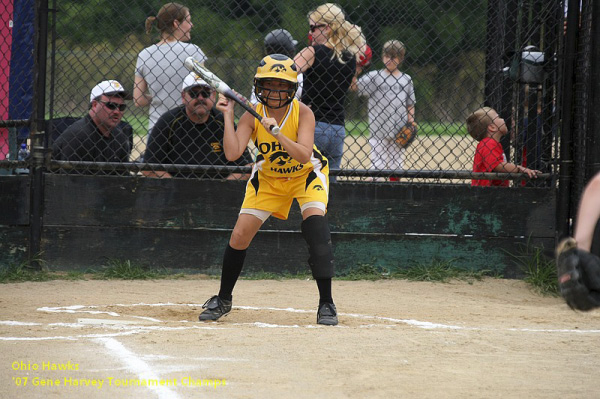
left=309, top=23, right=327, bottom=32
left=98, top=100, right=127, bottom=112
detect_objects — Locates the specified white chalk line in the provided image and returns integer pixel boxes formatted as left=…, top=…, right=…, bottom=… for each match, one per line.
left=0, top=323, right=229, bottom=341
left=0, top=330, right=142, bottom=341
left=1, top=303, right=599, bottom=342
left=36, top=304, right=462, bottom=330
left=96, top=337, right=181, bottom=399
left=38, top=305, right=120, bottom=317
left=32, top=304, right=600, bottom=333
left=0, top=320, right=42, bottom=326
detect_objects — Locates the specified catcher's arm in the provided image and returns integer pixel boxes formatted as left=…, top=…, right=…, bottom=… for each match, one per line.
left=574, top=173, right=600, bottom=251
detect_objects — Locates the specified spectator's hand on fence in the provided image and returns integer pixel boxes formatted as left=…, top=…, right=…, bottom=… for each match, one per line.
left=517, top=165, right=541, bottom=179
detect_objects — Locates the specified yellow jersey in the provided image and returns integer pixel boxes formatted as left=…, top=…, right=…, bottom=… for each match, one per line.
left=252, top=99, right=326, bottom=178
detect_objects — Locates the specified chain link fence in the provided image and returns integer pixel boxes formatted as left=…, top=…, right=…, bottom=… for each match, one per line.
left=571, top=0, right=594, bottom=197
left=0, top=1, right=571, bottom=184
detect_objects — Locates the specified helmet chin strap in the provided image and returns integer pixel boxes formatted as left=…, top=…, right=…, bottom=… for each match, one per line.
left=255, top=80, right=297, bottom=109
left=259, top=93, right=292, bottom=109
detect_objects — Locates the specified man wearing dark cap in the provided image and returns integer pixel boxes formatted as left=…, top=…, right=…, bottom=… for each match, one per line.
left=52, top=80, right=132, bottom=174
left=264, top=29, right=298, bottom=58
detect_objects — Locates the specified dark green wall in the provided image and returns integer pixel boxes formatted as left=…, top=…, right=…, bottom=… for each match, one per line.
left=0, top=175, right=556, bottom=277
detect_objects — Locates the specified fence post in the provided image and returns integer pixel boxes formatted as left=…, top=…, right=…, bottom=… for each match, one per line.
left=556, top=0, right=581, bottom=241
left=589, top=0, right=600, bottom=178
left=28, top=0, right=49, bottom=269
left=590, top=0, right=600, bottom=254
left=484, top=0, right=504, bottom=110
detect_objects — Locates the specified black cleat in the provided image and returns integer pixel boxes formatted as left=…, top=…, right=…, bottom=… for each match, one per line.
left=317, top=302, right=338, bottom=326
left=199, top=295, right=232, bottom=321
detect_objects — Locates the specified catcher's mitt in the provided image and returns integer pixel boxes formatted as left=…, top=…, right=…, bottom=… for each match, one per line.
left=395, top=122, right=417, bottom=148
left=555, top=237, right=600, bottom=311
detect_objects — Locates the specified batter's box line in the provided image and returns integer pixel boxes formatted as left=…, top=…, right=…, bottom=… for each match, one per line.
left=31, top=304, right=600, bottom=334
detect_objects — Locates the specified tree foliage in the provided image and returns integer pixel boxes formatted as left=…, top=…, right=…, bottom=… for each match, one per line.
left=51, top=0, right=489, bottom=122
left=55, top=0, right=487, bottom=64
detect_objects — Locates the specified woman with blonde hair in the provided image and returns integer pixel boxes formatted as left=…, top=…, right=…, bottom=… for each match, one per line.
left=134, top=3, right=207, bottom=139
left=294, top=3, right=365, bottom=177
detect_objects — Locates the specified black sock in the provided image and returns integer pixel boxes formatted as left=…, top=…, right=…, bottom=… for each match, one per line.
left=218, top=244, right=247, bottom=301
left=316, top=278, right=333, bottom=305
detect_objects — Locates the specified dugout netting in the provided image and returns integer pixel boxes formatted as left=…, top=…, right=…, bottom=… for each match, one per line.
left=0, top=0, right=594, bottom=190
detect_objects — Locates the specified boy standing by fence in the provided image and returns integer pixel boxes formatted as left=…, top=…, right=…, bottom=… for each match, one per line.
left=354, top=40, right=415, bottom=180
left=467, top=107, right=540, bottom=186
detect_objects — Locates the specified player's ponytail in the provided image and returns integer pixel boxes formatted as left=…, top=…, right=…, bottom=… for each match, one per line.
left=145, top=2, right=189, bottom=37
left=144, top=16, right=157, bottom=35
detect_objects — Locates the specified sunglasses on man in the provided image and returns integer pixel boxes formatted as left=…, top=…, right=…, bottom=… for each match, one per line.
left=187, top=88, right=214, bottom=99
left=309, top=23, right=327, bottom=32
left=98, top=100, right=127, bottom=112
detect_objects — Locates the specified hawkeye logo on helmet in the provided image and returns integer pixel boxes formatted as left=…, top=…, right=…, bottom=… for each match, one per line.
left=270, top=64, right=287, bottom=73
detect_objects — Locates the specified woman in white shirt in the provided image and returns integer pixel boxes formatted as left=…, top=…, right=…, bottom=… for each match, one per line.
left=134, top=2, right=207, bottom=136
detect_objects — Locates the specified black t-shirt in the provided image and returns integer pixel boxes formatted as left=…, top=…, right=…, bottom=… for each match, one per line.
left=145, top=106, right=253, bottom=178
left=300, top=45, right=356, bottom=125
left=52, top=114, right=131, bottom=175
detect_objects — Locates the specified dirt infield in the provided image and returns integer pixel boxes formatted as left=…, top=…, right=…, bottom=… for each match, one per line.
left=1, top=278, right=600, bottom=398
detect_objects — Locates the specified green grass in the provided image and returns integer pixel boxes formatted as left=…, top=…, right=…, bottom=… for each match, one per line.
left=333, top=259, right=493, bottom=282
left=346, top=120, right=466, bottom=138
left=337, top=263, right=391, bottom=280
left=61, top=271, right=89, bottom=280
left=508, top=244, right=559, bottom=296
left=5, top=255, right=558, bottom=298
left=49, top=111, right=466, bottom=139
left=123, top=117, right=149, bottom=137
left=125, top=117, right=467, bottom=139
left=0, top=254, right=53, bottom=283
left=0, top=262, right=53, bottom=283
left=96, top=259, right=184, bottom=280
left=241, top=270, right=312, bottom=280
left=0, top=258, right=184, bottom=283
left=392, top=258, right=492, bottom=283
left=0, top=259, right=491, bottom=284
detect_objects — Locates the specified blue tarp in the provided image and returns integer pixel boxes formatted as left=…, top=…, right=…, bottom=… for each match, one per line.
left=9, top=0, right=34, bottom=139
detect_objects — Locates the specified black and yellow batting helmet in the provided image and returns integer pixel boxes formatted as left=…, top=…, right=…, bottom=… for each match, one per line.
left=254, top=54, right=298, bottom=109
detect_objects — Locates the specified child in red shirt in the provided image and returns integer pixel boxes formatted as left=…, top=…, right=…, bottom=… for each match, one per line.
left=467, top=107, right=540, bottom=186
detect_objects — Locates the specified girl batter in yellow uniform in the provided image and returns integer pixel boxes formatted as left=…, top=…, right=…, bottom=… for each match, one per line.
left=199, top=54, right=338, bottom=325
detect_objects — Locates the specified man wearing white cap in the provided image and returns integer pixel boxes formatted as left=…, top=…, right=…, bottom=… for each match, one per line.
left=143, top=72, right=252, bottom=179
left=52, top=80, right=131, bottom=174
